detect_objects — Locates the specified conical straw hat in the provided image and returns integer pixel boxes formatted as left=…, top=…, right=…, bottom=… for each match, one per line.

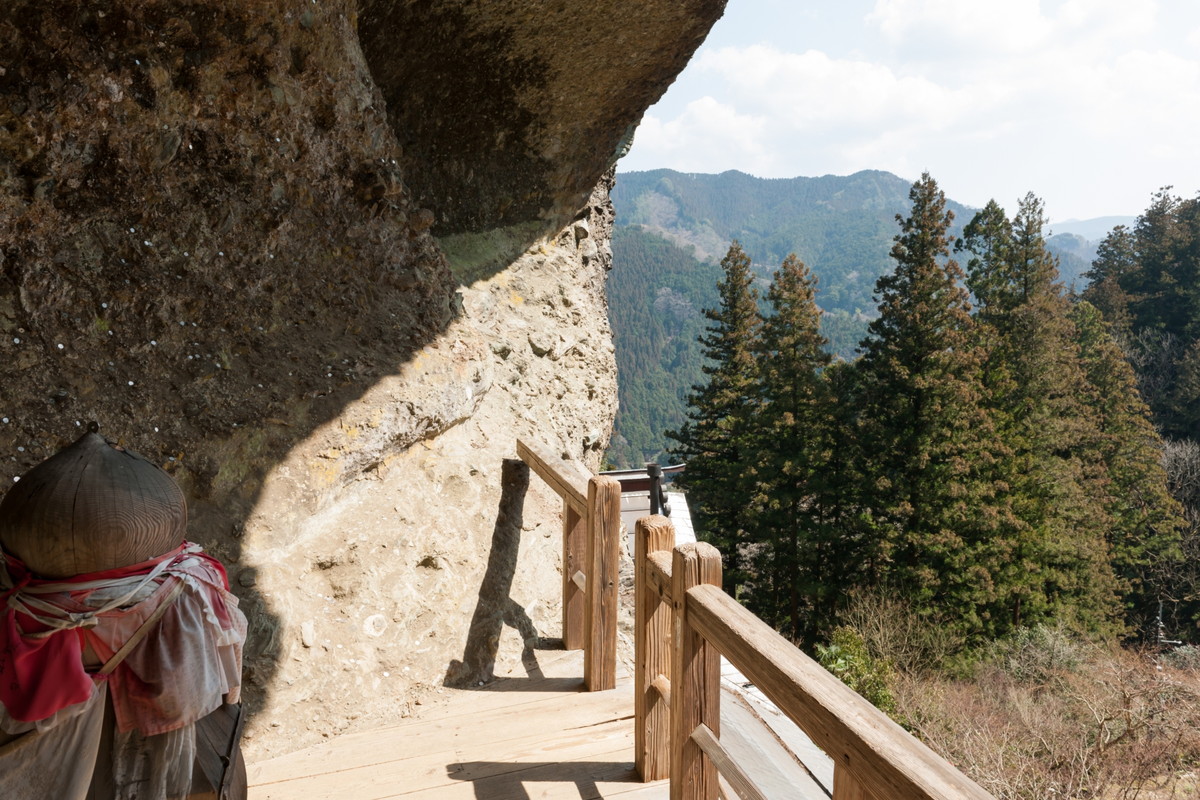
left=0, top=428, right=186, bottom=578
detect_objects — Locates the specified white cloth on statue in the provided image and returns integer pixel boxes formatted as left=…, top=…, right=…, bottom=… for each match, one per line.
left=0, top=546, right=246, bottom=799
left=0, top=684, right=106, bottom=800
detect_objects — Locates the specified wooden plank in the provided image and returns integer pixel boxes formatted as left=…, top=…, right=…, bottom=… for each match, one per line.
left=690, top=724, right=768, bottom=800
left=516, top=439, right=589, bottom=515
left=194, top=712, right=229, bottom=792
left=685, top=585, right=995, bottom=800
left=635, top=515, right=675, bottom=781
left=248, top=653, right=598, bottom=784
left=563, top=501, right=587, bottom=650
left=717, top=684, right=828, bottom=800
left=671, top=543, right=722, bottom=800
left=647, top=551, right=673, bottom=602
left=396, top=745, right=648, bottom=800
left=247, top=644, right=662, bottom=800
left=584, top=476, right=622, bottom=691
left=722, top=661, right=834, bottom=793
left=251, top=714, right=635, bottom=800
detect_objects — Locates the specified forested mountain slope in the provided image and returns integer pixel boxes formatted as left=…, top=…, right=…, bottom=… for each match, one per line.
left=607, top=169, right=940, bottom=465
left=606, top=168, right=1115, bottom=467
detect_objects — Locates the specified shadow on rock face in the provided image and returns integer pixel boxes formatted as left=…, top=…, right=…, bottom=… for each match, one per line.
left=0, top=0, right=459, bottom=729
left=0, top=0, right=727, bottom=745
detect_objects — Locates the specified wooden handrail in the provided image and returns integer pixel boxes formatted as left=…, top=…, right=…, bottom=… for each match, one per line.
left=686, top=583, right=993, bottom=800
left=516, top=438, right=621, bottom=691
left=646, top=550, right=673, bottom=600
left=516, top=439, right=589, bottom=515
left=634, top=516, right=997, bottom=800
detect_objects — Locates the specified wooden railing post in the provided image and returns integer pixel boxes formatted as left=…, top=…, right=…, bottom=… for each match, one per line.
left=584, top=475, right=621, bottom=691
left=671, top=542, right=722, bottom=800
left=562, top=499, right=586, bottom=651
left=635, top=515, right=675, bottom=781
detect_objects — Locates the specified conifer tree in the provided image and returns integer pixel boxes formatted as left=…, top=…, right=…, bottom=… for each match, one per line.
left=749, top=254, right=835, bottom=641
left=854, top=173, right=1016, bottom=640
left=961, top=199, right=1015, bottom=316
left=667, top=241, right=762, bottom=588
left=961, top=194, right=1122, bottom=636
left=1072, top=301, right=1185, bottom=636
left=1081, top=224, right=1137, bottom=338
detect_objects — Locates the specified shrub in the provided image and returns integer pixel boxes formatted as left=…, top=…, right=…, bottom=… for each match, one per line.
left=815, top=625, right=897, bottom=715
left=1162, top=645, right=1200, bottom=672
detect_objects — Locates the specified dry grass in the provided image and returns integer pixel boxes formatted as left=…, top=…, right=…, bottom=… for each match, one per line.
left=892, top=633, right=1200, bottom=799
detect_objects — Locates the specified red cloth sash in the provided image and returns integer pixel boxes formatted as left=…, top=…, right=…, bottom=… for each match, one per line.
left=0, top=542, right=225, bottom=723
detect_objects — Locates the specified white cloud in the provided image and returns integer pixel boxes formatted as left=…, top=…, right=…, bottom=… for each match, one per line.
left=1057, top=0, right=1158, bottom=38
left=697, top=46, right=970, bottom=132
left=867, top=0, right=1052, bottom=54
left=623, top=1, right=1200, bottom=219
left=629, top=97, right=773, bottom=175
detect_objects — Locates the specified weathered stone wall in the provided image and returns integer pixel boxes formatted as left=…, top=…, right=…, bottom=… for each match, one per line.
left=0, top=0, right=724, bottom=756
left=238, top=175, right=618, bottom=756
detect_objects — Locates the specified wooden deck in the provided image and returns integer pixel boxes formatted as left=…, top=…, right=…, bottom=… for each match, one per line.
left=246, top=648, right=668, bottom=800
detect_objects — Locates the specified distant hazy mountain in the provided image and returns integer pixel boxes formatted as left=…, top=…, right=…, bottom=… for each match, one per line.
left=1045, top=233, right=1096, bottom=291
left=1051, top=216, right=1137, bottom=242
left=1043, top=217, right=1135, bottom=289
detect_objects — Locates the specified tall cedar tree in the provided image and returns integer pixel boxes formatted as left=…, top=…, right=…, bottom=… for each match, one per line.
left=1083, top=192, right=1200, bottom=439
left=855, top=173, right=1015, bottom=641
left=1072, top=301, right=1185, bottom=636
left=748, top=254, right=836, bottom=642
left=667, top=241, right=762, bottom=589
left=962, top=194, right=1122, bottom=636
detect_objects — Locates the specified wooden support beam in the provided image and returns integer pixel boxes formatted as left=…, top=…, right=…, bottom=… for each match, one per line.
left=690, top=723, right=769, bottom=800
left=651, top=674, right=672, bottom=708
left=562, top=500, right=586, bottom=650
left=516, top=439, right=589, bottom=515
left=684, top=584, right=995, bottom=800
left=635, top=515, right=675, bottom=781
left=583, top=475, right=621, bottom=691
left=671, top=542, right=722, bottom=800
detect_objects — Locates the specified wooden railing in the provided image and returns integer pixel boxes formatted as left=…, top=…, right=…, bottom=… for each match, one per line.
left=516, top=437, right=994, bottom=799
left=633, top=514, right=997, bottom=800
left=516, top=438, right=621, bottom=691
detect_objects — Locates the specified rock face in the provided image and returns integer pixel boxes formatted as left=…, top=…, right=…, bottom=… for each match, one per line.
left=357, top=0, right=726, bottom=279
left=0, top=0, right=725, bottom=756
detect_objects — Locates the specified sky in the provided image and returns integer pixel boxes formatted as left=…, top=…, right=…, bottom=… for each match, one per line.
left=619, top=0, right=1200, bottom=223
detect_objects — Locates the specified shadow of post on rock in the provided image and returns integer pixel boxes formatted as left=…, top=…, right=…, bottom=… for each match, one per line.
left=445, top=458, right=561, bottom=689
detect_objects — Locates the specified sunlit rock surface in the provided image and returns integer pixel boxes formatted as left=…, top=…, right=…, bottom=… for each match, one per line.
left=0, top=0, right=724, bottom=755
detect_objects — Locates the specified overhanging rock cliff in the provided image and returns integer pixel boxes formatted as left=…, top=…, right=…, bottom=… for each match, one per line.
left=0, top=0, right=725, bottom=755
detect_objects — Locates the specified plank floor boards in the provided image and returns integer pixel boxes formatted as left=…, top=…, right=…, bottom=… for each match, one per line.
left=247, top=649, right=668, bottom=800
